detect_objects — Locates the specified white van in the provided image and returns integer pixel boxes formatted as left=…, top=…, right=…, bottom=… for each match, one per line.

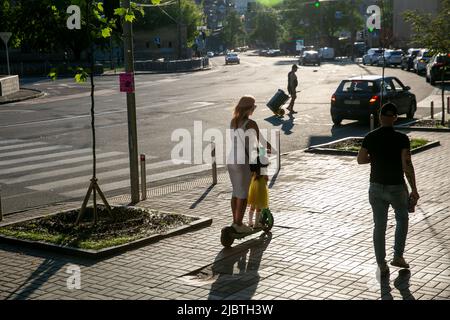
left=319, top=47, right=335, bottom=60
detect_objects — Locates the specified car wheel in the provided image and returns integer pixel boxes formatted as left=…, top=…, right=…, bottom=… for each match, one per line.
left=407, top=101, right=416, bottom=119
left=426, top=75, right=430, bottom=83
left=401, top=64, right=404, bottom=70
left=332, top=116, right=342, bottom=126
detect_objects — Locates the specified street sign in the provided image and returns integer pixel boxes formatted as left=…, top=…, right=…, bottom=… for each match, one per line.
left=0, top=32, right=12, bottom=44
left=120, top=72, right=134, bottom=93
left=154, top=37, right=161, bottom=45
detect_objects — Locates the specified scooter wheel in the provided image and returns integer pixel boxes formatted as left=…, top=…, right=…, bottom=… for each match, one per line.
left=220, top=226, right=235, bottom=247
left=261, top=208, right=274, bottom=232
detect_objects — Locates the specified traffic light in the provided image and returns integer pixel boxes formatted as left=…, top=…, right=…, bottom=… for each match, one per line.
left=314, top=1, right=320, bottom=8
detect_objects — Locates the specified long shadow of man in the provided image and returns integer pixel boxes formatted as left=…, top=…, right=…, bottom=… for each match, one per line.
left=394, top=269, right=415, bottom=300
left=208, top=233, right=272, bottom=300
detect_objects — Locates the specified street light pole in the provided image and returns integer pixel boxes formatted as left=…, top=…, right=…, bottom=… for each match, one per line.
left=177, top=0, right=182, bottom=59
left=123, top=0, right=140, bottom=204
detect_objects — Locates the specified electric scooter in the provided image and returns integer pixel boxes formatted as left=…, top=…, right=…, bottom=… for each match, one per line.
left=220, top=208, right=274, bottom=247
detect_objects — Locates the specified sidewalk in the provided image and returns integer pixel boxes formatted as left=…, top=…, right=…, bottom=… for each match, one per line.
left=0, top=129, right=449, bottom=300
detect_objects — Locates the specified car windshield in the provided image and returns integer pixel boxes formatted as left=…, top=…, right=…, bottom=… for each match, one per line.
left=228, top=53, right=238, bottom=57
left=338, top=80, right=377, bottom=93
left=390, top=51, right=402, bottom=56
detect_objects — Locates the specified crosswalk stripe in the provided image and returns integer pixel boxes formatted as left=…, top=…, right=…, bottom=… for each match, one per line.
left=0, top=139, right=24, bottom=145
left=0, top=151, right=123, bottom=175
left=1, top=158, right=130, bottom=184
left=61, top=163, right=215, bottom=198
left=3, top=159, right=183, bottom=184
left=0, top=145, right=72, bottom=158
left=0, top=148, right=92, bottom=167
left=0, top=141, right=47, bottom=151
left=29, top=167, right=131, bottom=191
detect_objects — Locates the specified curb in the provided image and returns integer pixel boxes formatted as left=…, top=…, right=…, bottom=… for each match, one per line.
left=0, top=88, right=44, bottom=105
left=0, top=208, right=213, bottom=259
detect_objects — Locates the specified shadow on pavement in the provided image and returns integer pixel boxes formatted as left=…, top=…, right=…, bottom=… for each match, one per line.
left=190, top=184, right=216, bottom=209
left=264, top=113, right=295, bottom=135
left=378, top=270, right=394, bottom=300
left=394, top=269, right=416, bottom=300
left=208, top=232, right=272, bottom=300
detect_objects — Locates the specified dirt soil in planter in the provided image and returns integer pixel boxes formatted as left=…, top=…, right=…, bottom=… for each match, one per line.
left=409, top=119, right=450, bottom=128
left=0, top=206, right=196, bottom=249
left=328, top=138, right=362, bottom=152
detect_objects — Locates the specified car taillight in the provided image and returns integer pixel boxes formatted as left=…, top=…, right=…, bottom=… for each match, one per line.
left=435, top=62, right=445, bottom=67
left=331, top=94, right=336, bottom=103
left=369, top=95, right=379, bottom=104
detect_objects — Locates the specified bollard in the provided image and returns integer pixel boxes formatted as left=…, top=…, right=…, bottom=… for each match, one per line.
left=211, top=141, right=217, bottom=185
left=431, top=101, right=434, bottom=119
left=447, top=97, right=450, bottom=114
left=370, top=114, right=375, bottom=131
left=140, top=154, right=147, bottom=201
left=277, top=130, right=281, bottom=172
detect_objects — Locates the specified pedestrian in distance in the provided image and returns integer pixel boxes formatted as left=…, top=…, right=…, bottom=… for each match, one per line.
left=287, top=64, right=299, bottom=114
left=357, top=103, right=420, bottom=276
left=226, top=95, right=271, bottom=233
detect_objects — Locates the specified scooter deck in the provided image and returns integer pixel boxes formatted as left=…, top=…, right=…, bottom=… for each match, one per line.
left=229, top=227, right=265, bottom=240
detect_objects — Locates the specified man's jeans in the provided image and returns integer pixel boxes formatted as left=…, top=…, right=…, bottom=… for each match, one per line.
left=369, top=183, right=409, bottom=265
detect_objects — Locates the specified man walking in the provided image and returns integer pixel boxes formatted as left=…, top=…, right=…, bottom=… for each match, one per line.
left=357, top=103, right=420, bottom=275
left=287, top=64, right=298, bottom=114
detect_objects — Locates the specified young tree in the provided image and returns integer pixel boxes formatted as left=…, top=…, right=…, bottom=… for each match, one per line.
left=251, top=8, right=284, bottom=48
left=404, top=0, right=450, bottom=125
left=221, top=10, right=246, bottom=49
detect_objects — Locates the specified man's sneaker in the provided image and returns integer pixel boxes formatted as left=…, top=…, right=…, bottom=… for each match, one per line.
left=391, top=256, right=410, bottom=269
left=232, top=223, right=253, bottom=233
left=379, top=262, right=390, bottom=276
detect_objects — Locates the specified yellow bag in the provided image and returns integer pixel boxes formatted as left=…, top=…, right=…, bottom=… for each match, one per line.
left=247, top=175, right=269, bottom=209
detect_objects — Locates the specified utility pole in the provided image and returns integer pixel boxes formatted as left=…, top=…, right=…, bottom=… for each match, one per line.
left=123, top=0, right=140, bottom=204
left=177, top=0, right=182, bottom=59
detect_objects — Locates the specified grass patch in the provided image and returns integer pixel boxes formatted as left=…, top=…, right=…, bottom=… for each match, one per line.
left=0, top=206, right=196, bottom=250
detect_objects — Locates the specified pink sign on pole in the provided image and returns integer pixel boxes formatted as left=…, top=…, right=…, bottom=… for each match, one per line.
left=120, top=72, right=135, bottom=93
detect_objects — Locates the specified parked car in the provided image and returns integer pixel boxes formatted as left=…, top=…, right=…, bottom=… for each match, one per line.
left=207, top=51, right=214, bottom=58
left=319, top=47, right=335, bottom=60
left=330, top=75, right=416, bottom=125
left=225, top=52, right=240, bottom=65
left=362, top=48, right=384, bottom=65
left=426, top=53, right=450, bottom=85
left=401, top=48, right=420, bottom=71
left=267, top=49, right=281, bottom=56
left=299, top=50, right=321, bottom=66
left=413, top=49, right=432, bottom=74
left=377, top=50, right=403, bottom=67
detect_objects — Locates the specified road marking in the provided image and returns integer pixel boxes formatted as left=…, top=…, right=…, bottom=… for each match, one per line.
left=0, top=145, right=72, bottom=159
left=0, top=151, right=123, bottom=175
left=0, top=139, right=24, bottom=145
left=61, top=163, right=220, bottom=198
left=0, top=148, right=91, bottom=167
left=27, top=159, right=192, bottom=191
left=0, top=141, right=47, bottom=151
left=1, top=158, right=130, bottom=184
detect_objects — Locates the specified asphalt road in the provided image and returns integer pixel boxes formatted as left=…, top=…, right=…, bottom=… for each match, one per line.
left=0, top=52, right=438, bottom=213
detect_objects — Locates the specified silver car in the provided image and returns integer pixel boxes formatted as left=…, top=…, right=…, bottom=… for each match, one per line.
left=377, top=50, right=403, bottom=67
left=413, top=49, right=432, bottom=74
left=362, top=48, right=384, bottom=65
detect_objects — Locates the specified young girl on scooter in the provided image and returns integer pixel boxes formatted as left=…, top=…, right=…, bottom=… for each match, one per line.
left=247, top=151, right=269, bottom=228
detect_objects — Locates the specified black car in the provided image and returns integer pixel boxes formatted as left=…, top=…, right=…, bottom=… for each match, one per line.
left=401, top=48, right=420, bottom=71
left=299, top=50, right=321, bottom=66
left=426, top=53, right=450, bottom=85
left=330, top=76, right=416, bottom=125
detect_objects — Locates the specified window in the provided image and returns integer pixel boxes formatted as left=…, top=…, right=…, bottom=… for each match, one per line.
left=391, top=78, right=405, bottom=91
left=339, top=81, right=376, bottom=93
